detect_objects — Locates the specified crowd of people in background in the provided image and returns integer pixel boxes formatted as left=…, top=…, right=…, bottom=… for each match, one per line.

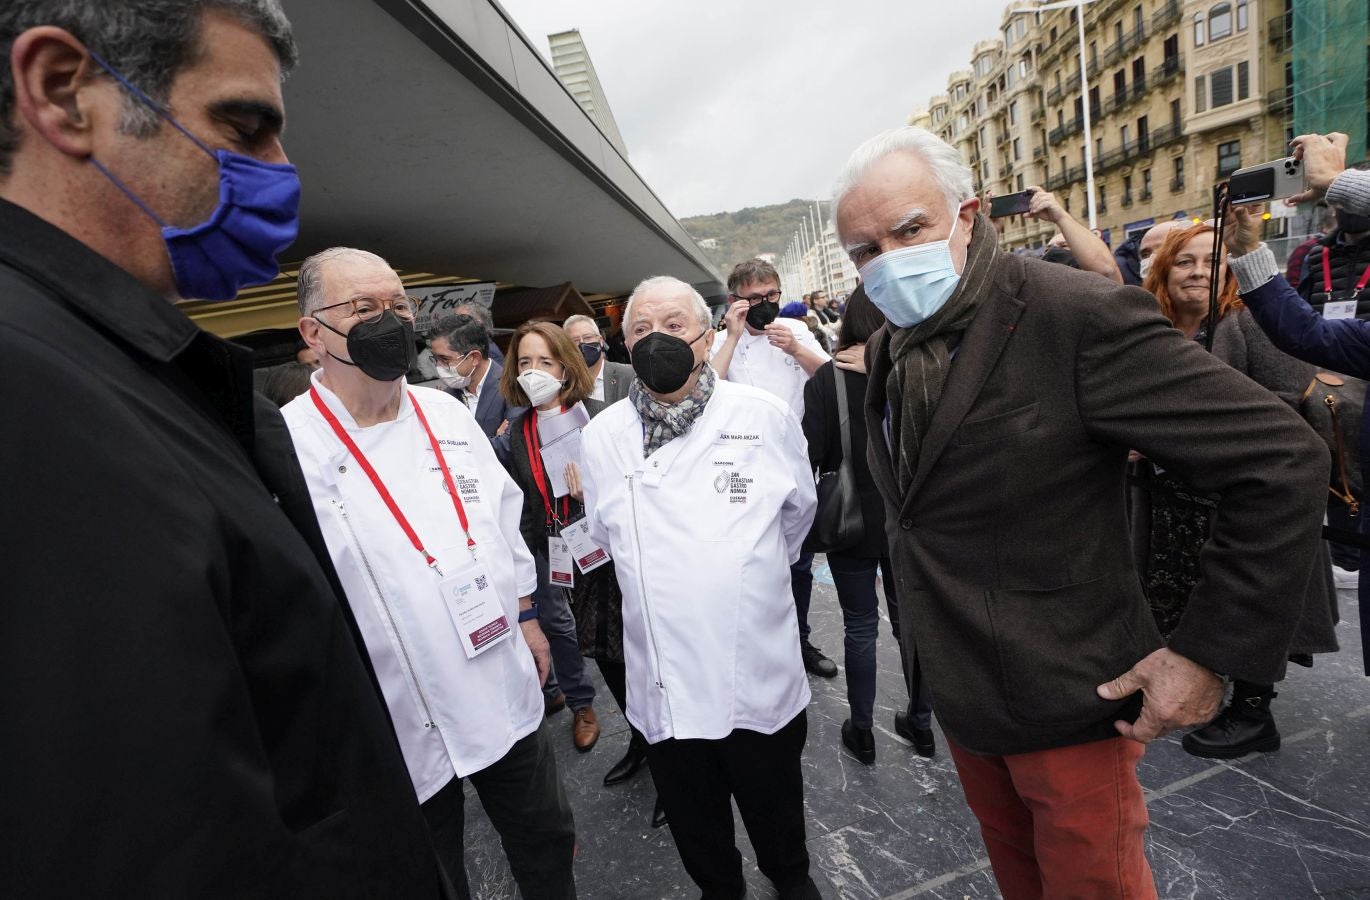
left=5, top=2, right=1370, bottom=898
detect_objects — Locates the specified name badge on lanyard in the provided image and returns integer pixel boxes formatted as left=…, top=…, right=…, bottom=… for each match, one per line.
left=562, top=518, right=611, bottom=574
left=548, top=535, right=575, bottom=587
left=439, top=555, right=512, bottom=659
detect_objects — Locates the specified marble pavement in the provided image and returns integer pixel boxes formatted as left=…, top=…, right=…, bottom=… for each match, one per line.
left=460, top=559, right=1370, bottom=899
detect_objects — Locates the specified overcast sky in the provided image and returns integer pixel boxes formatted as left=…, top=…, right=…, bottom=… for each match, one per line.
left=498, top=0, right=1014, bottom=218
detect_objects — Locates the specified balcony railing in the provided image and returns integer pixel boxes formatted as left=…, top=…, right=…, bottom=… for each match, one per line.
left=1267, top=85, right=1293, bottom=118
left=1267, top=14, right=1292, bottom=53
left=1121, top=192, right=1134, bottom=208
left=1151, top=55, right=1183, bottom=86
left=1097, top=197, right=1109, bottom=213
left=1170, top=175, right=1185, bottom=193
left=1140, top=187, right=1153, bottom=201
left=1045, top=171, right=1069, bottom=192
left=1102, top=24, right=1147, bottom=69
left=1046, top=84, right=1063, bottom=106
left=1033, top=145, right=1046, bottom=160
left=1152, top=0, right=1181, bottom=30
left=1148, top=123, right=1185, bottom=148
left=1031, top=105, right=1046, bottom=123
left=1048, top=115, right=1086, bottom=145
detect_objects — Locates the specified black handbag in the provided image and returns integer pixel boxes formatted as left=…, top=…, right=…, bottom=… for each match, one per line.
left=810, top=368, right=864, bottom=552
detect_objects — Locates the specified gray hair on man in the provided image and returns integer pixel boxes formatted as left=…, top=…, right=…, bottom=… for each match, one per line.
left=563, top=314, right=599, bottom=333
left=832, top=126, right=975, bottom=221
left=0, top=1, right=298, bottom=176
left=624, top=276, right=712, bottom=333
left=295, top=247, right=392, bottom=316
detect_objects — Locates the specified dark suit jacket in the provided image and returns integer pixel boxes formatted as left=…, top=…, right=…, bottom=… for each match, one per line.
left=508, top=399, right=608, bottom=555
left=0, top=200, right=441, bottom=895
left=449, top=359, right=524, bottom=464
left=601, top=360, right=635, bottom=405
left=865, top=251, right=1328, bottom=756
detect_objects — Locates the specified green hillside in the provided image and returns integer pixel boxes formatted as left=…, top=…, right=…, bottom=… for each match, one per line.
left=681, top=199, right=832, bottom=274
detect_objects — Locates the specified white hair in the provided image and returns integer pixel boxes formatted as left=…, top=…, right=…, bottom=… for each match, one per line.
left=296, top=247, right=393, bottom=315
left=562, top=314, right=599, bottom=333
left=623, top=276, right=712, bottom=332
left=832, top=126, right=974, bottom=222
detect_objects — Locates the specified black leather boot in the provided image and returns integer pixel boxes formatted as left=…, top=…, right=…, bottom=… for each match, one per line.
left=603, top=731, right=648, bottom=786
left=1182, top=681, right=1280, bottom=759
left=651, top=796, right=668, bottom=828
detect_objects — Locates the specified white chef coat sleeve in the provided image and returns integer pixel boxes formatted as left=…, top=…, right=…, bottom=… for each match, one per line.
left=580, top=429, right=611, bottom=551
left=792, top=319, right=830, bottom=361
left=778, top=405, right=818, bottom=564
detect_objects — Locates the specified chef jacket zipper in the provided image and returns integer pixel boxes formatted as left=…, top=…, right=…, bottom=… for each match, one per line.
left=627, top=473, right=674, bottom=722
left=336, top=500, right=442, bottom=733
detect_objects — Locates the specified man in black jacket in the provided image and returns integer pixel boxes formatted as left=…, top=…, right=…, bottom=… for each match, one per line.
left=0, top=3, right=443, bottom=895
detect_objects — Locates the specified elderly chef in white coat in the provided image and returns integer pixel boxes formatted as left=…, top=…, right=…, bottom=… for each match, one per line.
left=281, top=247, right=576, bottom=900
left=579, top=275, right=820, bottom=900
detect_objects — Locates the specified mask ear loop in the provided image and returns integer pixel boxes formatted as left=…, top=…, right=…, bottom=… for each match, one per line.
left=87, top=51, right=217, bottom=159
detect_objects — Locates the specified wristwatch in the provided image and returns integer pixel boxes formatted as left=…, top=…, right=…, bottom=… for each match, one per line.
left=517, top=604, right=539, bottom=623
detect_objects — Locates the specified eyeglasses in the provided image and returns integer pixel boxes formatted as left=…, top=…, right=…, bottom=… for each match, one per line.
left=732, top=290, right=782, bottom=305
left=314, top=295, right=419, bottom=324
left=431, top=351, right=472, bottom=369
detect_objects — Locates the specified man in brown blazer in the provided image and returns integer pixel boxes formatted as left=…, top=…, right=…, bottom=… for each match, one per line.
left=833, top=127, right=1328, bottom=899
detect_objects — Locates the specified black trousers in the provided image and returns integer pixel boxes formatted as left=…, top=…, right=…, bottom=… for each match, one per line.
left=420, top=722, right=576, bottom=900
left=646, top=711, right=819, bottom=900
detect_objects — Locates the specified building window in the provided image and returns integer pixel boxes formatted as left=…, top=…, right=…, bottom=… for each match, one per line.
left=1134, top=5, right=1144, bottom=31
left=1009, top=100, right=1019, bottom=125
left=1115, top=70, right=1127, bottom=96
left=1004, top=25, right=1014, bottom=47
left=1121, top=124, right=1131, bottom=147
left=1019, top=58, right=1030, bottom=79
left=1142, top=168, right=1152, bottom=195
left=1211, top=67, right=1234, bottom=107
left=1195, top=75, right=1207, bottom=113
left=1237, top=0, right=1248, bottom=30
left=1096, top=136, right=1104, bottom=159
left=1194, top=14, right=1205, bottom=46
left=1208, top=3, right=1232, bottom=41
left=1170, top=99, right=1181, bottom=128
left=1115, top=20, right=1124, bottom=43
left=1218, top=140, right=1241, bottom=177
left=1174, top=155, right=1185, bottom=189
left=1060, top=155, right=1068, bottom=174
left=1017, top=173, right=1026, bottom=191
left=1014, top=138, right=1022, bottom=161
left=1237, top=61, right=1249, bottom=100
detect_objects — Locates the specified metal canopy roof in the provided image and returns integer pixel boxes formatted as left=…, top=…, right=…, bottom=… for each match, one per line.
left=275, top=0, right=721, bottom=300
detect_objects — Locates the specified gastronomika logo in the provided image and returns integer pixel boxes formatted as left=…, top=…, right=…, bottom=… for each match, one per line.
left=714, top=471, right=729, bottom=493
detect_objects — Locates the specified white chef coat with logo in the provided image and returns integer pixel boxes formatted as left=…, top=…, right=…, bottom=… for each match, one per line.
left=283, top=376, right=541, bottom=802
left=710, top=318, right=827, bottom=418
left=579, top=378, right=817, bottom=743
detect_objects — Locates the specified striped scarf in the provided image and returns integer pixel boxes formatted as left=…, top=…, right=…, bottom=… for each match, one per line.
left=886, top=214, right=998, bottom=493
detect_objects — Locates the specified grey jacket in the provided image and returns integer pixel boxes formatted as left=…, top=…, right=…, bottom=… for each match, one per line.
left=601, top=360, right=636, bottom=405
left=866, top=253, right=1329, bottom=756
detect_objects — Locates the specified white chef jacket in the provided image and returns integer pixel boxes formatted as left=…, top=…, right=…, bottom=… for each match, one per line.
left=579, top=378, right=817, bottom=743
left=283, top=375, right=541, bottom=802
left=710, top=318, right=827, bottom=418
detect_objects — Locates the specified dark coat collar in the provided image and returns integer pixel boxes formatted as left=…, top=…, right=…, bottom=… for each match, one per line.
left=866, top=249, right=1027, bottom=514
left=0, top=198, right=200, bottom=363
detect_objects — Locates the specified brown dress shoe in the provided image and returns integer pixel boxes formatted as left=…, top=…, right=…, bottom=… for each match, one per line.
left=572, top=707, right=600, bottom=752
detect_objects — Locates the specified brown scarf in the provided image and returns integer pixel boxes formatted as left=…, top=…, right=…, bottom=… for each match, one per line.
left=885, top=214, right=998, bottom=493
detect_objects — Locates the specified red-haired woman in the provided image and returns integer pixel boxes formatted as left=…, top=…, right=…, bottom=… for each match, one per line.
left=1136, top=224, right=1337, bottom=759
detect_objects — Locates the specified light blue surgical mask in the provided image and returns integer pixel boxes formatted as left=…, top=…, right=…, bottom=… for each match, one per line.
left=858, top=239, right=962, bottom=328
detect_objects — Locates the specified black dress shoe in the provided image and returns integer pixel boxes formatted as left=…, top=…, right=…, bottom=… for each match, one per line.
left=841, top=719, right=876, bottom=764
left=894, top=711, right=936, bottom=758
left=543, top=691, right=566, bottom=717
left=603, top=736, right=648, bottom=786
left=651, top=797, right=668, bottom=828
left=800, top=640, right=838, bottom=678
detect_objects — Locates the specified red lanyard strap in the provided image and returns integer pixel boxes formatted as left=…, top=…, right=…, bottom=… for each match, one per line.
left=1321, top=252, right=1370, bottom=296
left=310, top=386, right=475, bottom=568
left=523, top=412, right=569, bottom=528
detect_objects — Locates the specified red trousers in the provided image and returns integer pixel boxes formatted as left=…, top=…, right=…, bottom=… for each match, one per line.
left=947, top=736, right=1157, bottom=900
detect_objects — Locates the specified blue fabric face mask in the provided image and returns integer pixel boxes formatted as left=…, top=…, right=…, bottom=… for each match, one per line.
left=87, top=53, right=300, bottom=301
left=858, top=239, right=962, bottom=328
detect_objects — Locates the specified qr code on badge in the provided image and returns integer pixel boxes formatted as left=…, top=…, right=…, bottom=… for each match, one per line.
left=474, top=574, right=488, bottom=590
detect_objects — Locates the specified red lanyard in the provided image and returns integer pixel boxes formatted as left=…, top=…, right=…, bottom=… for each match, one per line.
left=310, top=386, right=476, bottom=568
left=523, top=411, right=569, bottom=529
left=1321, top=252, right=1370, bottom=297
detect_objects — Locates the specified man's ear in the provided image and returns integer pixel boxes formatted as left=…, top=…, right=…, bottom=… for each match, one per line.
left=298, top=316, right=326, bottom=355
left=9, top=28, right=107, bottom=160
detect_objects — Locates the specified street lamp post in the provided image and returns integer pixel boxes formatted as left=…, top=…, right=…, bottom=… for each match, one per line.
left=1016, top=0, right=1098, bottom=228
